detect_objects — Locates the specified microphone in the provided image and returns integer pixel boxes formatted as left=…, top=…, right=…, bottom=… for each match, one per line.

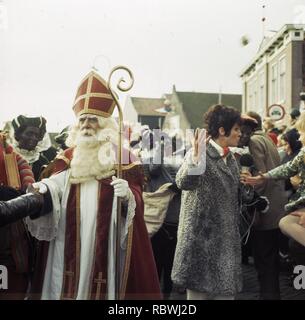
left=239, top=153, right=254, bottom=174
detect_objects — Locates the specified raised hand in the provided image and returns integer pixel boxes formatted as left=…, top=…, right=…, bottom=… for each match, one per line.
left=192, top=128, right=211, bottom=164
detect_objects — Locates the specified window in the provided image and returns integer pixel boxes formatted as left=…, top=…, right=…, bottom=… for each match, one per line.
left=253, top=77, right=258, bottom=109
left=279, top=57, right=286, bottom=102
left=247, top=79, right=257, bottom=110
left=248, top=81, right=253, bottom=109
left=271, top=63, right=278, bottom=104
left=259, top=72, right=265, bottom=113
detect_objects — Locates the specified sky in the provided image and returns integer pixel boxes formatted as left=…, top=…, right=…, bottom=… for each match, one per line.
left=1, top=0, right=305, bottom=132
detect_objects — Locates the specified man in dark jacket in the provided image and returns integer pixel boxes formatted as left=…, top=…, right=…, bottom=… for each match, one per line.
left=0, top=132, right=35, bottom=299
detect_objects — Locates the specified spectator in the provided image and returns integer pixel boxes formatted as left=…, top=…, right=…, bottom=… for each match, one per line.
left=290, top=108, right=301, bottom=128
left=0, top=132, right=35, bottom=300
left=247, top=111, right=305, bottom=248
left=172, top=104, right=244, bottom=300
left=10, top=116, right=53, bottom=180
left=282, top=129, right=303, bottom=191
left=262, top=117, right=278, bottom=145
left=54, top=126, right=70, bottom=152
left=245, top=111, right=287, bottom=300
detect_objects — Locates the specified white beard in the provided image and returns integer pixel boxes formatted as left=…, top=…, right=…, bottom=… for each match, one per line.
left=68, top=128, right=117, bottom=184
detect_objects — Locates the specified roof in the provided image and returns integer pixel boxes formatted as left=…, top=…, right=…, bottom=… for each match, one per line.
left=176, top=91, right=242, bottom=129
left=240, top=24, right=305, bottom=76
left=130, top=97, right=167, bottom=116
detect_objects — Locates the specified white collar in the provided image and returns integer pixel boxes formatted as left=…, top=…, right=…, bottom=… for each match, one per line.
left=209, top=139, right=226, bottom=157
left=13, top=145, right=41, bottom=164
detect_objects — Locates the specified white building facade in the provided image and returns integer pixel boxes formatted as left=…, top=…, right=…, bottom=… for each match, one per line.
left=241, top=24, right=305, bottom=123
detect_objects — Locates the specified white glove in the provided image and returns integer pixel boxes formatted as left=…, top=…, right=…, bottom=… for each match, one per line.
left=110, top=176, right=130, bottom=199
left=31, top=182, right=48, bottom=194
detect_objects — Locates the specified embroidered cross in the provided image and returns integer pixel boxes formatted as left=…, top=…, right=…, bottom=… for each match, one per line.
left=94, top=272, right=107, bottom=300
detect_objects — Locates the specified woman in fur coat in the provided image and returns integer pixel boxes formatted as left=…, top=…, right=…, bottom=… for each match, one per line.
left=172, top=104, right=246, bottom=300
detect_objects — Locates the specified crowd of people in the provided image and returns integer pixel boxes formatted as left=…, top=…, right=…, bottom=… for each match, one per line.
left=0, top=70, right=305, bottom=300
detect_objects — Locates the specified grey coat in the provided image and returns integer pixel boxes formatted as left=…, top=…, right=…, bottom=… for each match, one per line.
left=171, top=144, right=242, bottom=296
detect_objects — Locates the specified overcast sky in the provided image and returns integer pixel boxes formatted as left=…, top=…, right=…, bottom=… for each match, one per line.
left=1, top=0, right=305, bottom=131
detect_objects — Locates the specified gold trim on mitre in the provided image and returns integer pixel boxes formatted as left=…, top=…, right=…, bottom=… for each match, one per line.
left=74, top=93, right=114, bottom=107
left=73, top=71, right=116, bottom=118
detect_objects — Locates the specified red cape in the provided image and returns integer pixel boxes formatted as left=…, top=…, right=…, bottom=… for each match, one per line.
left=30, top=147, right=162, bottom=300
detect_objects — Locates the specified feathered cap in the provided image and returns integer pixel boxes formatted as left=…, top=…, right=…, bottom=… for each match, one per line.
left=12, top=115, right=47, bottom=140
left=72, top=70, right=116, bottom=118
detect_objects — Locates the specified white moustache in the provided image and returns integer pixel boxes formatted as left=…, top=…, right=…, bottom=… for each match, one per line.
left=81, top=128, right=96, bottom=136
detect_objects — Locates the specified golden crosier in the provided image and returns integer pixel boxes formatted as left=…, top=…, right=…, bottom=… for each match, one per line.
left=107, top=66, right=134, bottom=300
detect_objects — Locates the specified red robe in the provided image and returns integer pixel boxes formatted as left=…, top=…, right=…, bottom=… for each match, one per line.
left=31, top=147, right=162, bottom=300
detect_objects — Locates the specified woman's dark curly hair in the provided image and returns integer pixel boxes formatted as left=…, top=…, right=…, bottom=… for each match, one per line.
left=282, top=128, right=302, bottom=154
left=204, top=104, right=242, bottom=138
